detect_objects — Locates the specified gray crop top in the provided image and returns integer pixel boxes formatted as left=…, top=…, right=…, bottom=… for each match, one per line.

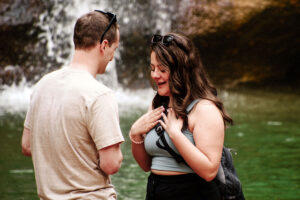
left=144, top=100, right=200, bottom=173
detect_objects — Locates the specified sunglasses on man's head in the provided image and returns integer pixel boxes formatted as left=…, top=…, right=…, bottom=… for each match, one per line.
left=151, top=34, right=174, bottom=46
left=94, top=10, right=117, bottom=43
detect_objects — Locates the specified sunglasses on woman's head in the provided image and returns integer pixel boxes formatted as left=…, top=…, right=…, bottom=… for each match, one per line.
left=94, top=10, right=117, bottom=43
left=151, top=34, right=174, bottom=46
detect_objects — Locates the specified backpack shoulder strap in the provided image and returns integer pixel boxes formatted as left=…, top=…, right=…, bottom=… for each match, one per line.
left=155, top=99, right=201, bottom=165
left=186, top=99, right=201, bottom=114
left=156, top=134, right=187, bottom=164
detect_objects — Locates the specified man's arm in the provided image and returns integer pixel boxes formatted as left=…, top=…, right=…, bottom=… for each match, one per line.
left=21, top=127, right=31, bottom=157
left=98, top=142, right=123, bottom=175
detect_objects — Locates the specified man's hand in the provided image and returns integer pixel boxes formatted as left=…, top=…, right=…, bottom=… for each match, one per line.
left=21, top=127, right=31, bottom=157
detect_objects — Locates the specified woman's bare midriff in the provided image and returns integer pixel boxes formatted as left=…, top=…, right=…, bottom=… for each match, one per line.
left=151, top=169, right=189, bottom=175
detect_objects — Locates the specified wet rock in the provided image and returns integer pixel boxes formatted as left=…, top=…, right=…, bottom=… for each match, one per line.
left=173, top=0, right=300, bottom=87
left=0, top=65, right=22, bottom=85
left=0, top=0, right=57, bottom=86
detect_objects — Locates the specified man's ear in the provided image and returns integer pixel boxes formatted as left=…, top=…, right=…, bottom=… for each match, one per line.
left=100, top=39, right=109, bottom=51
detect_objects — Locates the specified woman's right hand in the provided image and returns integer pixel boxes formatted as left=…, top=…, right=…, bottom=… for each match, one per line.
left=130, top=106, right=165, bottom=138
left=130, top=106, right=164, bottom=171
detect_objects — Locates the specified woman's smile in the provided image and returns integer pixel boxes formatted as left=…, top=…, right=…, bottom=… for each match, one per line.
left=157, top=81, right=167, bottom=87
left=150, top=52, right=171, bottom=96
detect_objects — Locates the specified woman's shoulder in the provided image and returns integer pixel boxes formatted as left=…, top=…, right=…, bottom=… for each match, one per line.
left=189, top=99, right=224, bottom=127
left=196, top=99, right=215, bottom=106
left=190, top=99, right=217, bottom=113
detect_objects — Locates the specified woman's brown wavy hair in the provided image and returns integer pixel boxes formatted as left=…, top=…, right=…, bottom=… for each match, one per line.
left=150, top=32, right=233, bottom=127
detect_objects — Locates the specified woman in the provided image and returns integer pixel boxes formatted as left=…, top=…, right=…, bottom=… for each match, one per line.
left=129, top=33, right=233, bottom=200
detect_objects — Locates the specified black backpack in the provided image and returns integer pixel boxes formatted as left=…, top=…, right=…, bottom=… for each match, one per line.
left=218, top=147, right=245, bottom=200
left=155, top=100, right=245, bottom=200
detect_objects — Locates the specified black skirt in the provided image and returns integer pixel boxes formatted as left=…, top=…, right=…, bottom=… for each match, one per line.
left=146, top=173, right=222, bottom=200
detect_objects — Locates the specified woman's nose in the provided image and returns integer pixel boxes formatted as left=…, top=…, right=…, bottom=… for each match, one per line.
left=151, top=70, right=160, bottom=79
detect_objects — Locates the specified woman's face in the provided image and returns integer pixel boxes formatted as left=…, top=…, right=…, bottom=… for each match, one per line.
left=150, top=51, right=171, bottom=96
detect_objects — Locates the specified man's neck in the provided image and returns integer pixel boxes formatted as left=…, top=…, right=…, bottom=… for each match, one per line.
left=69, top=48, right=103, bottom=77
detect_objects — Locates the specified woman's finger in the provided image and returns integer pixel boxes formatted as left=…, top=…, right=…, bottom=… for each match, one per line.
left=161, top=112, right=168, bottom=123
left=154, top=106, right=164, bottom=112
left=158, top=119, right=166, bottom=129
left=153, top=114, right=161, bottom=121
left=152, top=108, right=164, bottom=117
left=147, top=121, right=158, bottom=130
left=167, top=108, right=174, bottom=119
left=148, top=110, right=157, bottom=117
left=153, top=107, right=165, bottom=117
left=151, top=120, right=159, bottom=126
left=146, top=113, right=162, bottom=125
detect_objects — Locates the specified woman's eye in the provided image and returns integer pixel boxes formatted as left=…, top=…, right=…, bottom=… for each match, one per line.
left=160, top=67, right=168, bottom=73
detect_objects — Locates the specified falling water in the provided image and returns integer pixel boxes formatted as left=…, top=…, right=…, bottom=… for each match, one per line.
left=0, top=0, right=177, bottom=115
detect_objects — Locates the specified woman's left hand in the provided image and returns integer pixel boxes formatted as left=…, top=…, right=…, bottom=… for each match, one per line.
left=159, top=108, right=183, bottom=139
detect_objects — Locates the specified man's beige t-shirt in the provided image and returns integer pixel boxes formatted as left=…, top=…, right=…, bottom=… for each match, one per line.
left=24, top=67, right=124, bottom=199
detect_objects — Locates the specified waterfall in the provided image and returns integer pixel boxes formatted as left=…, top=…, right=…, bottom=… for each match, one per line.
left=0, top=0, right=177, bottom=115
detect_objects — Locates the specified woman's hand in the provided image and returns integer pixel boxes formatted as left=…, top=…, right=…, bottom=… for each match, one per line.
left=131, top=106, right=164, bottom=171
left=130, top=106, right=165, bottom=139
left=159, top=108, right=183, bottom=139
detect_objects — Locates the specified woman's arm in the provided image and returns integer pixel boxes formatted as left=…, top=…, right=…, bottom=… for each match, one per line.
left=160, top=100, right=224, bottom=181
left=130, top=106, right=164, bottom=171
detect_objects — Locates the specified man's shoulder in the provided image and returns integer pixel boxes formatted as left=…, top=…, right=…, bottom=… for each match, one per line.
left=73, top=73, right=115, bottom=104
left=82, top=76, right=112, bottom=96
left=32, top=67, right=114, bottom=101
left=31, top=68, right=63, bottom=90
left=36, top=68, right=65, bottom=83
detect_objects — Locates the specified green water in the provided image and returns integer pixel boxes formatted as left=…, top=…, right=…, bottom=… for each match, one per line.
left=0, top=87, right=299, bottom=200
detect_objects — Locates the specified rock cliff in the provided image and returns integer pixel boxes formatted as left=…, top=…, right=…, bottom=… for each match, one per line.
left=173, top=0, right=300, bottom=87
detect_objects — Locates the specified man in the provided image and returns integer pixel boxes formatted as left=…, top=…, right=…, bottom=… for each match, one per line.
left=21, top=10, right=124, bottom=199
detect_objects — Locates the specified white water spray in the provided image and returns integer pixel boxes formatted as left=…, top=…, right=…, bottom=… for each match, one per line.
left=0, top=0, right=174, bottom=115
